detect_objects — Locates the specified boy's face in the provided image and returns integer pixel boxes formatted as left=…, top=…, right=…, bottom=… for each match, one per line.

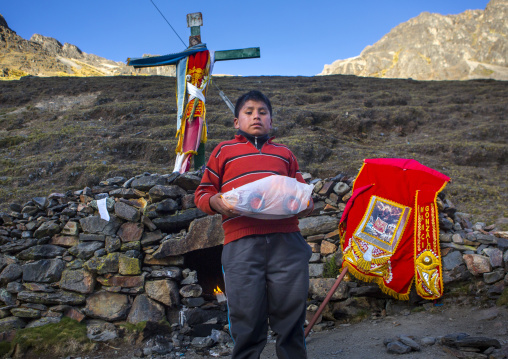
left=234, top=100, right=272, bottom=136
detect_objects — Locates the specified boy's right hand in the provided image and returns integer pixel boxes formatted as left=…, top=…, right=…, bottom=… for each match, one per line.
left=209, top=193, right=240, bottom=218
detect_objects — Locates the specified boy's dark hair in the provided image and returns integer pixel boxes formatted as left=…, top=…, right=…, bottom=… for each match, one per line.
left=234, top=90, right=272, bottom=118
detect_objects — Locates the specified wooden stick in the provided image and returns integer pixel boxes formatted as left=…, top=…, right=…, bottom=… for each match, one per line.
left=305, top=266, right=349, bottom=338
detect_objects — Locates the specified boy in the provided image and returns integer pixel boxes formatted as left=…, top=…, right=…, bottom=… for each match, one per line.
left=195, top=90, right=313, bottom=359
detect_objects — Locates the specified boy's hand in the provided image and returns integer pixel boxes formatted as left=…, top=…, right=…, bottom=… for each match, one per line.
left=210, top=193, right=240, bottom=218
left=297, top=198, right=314, bottom=218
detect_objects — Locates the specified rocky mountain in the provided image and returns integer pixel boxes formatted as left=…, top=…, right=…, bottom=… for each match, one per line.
left=0, top=14, right=174, bottom=79
left=320, top=0, right=508, bottom=80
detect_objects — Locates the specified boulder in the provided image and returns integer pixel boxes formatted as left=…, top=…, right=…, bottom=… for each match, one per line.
left=127, top=294, right=166, bottom=324
left=463, top=254, right=492, bottom=276
left=22, top=259, right=65, bottom=283
left=153, top=214, right=223, bottom=258
left=131, top=175, right=167, bottom=191
left=118, top=256, right=141, bottom=275
left=85, top=292, right=130, bottom=321
left=50, top=235, right=79, bottom=247
left=84, top=252, right=120, bottom=274
left=145, top=280, right=180, bottom=307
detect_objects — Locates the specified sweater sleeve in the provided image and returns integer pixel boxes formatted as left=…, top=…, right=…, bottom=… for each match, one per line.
left=195, top=146, right=222, bottom=215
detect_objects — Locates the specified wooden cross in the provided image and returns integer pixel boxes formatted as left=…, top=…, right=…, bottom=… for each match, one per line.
left=186, top=12, right=260, bottom=64
left=127, top=12, right=260, bottom=171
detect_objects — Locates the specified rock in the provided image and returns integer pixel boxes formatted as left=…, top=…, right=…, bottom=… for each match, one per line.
left=34, top=221, right=60, bottom=239
left=97, top=275, right=145, bottom=288
left=118, top=256, right=141, bottom=275
left=320, top=241, right=338, bottom=256
left=0, top=288, right=16, bottom=305
left=0, top=263, right=23, bottom=284
left=333, top=182, right=350, bottom=196
left=144, top=254, right=184, bottom=266
left=0, top=316, right=26, bottom=332
left=79, top=233, right=106, bottom=242
left=22, top=259, right=65, bottom=283
left=79, top=215, right=121, bottom=236
left=149, top=185, right=187, bottom=202
left=482, top=247, right=503, bottom=268
left=155, top=198, right=179, bottom=213
left=191, top=336, right=215, bottom=349
left=61, top=221, right=79, bottom=236
left=463, top=254, right=492, bottom=276
left=181, top=270, right=198, bottom=285
left=118, top=222, right=144, bottom=242
left=85, top=292, right=130, bottom=321
left=180, top=284, right=203, bottom=298
left=309, top=278, right=348, bottom=300
left=442, top=333, right=501, bottom=350
left=50, top=235, right=79, bottom=247
left=69, top=241, right=104, bottom=260
left=140, top=230, right=164, bottom=246
left=17, top=290, right=86, bottom=305
left=173, top=174, right=201, bottom=191
left=84, top=252, right=120, bottom=274
left=299, top=216, right=339, bottom=237
left=10, top=307, right=41, bottom=319
left=60, top=269, right=96, bottom=293
left=399, top=335, right=421, bottom=351
left=114, top=202, right=140, bottom=222
left=309, top=263, right=324, bottom=277
left=153, top=215, right=223, bottom=258
left=105, top=236, right=121, bottom=253
left=150, top=267, right=182, bottom=280
left=25, top=316, right=61, bottom=328
left=87, top=320, right=118, bottom=341
left=127, top=294, right=165, bottom=324
left=386, top=340, right=412, bottom=354
left=131, top=175, right=167, bottom=191
left=145, top=280, right=180, bottom=307
left=0, top=238, right=37, bottom=254
left=483, top=268, right=505, bottom=284
left=23, top=283, right=55, bottom=293
left=442, top=251, right=464, bottom=271
left=181, top=194, right=196, bottom=210
left=182, top=297, right=205, bottom=307
left=152, top=208, right=207, bottom=233
left=421, top=337, right=437, bottom=346
left=17, top=244, right=66, bottom=260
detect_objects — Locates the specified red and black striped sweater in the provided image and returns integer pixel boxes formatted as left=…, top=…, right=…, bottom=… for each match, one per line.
left=194, top=133, right=309, bottom=245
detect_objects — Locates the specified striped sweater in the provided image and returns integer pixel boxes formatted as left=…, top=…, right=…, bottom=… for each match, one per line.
left=194, top=133, right=308, bottom=245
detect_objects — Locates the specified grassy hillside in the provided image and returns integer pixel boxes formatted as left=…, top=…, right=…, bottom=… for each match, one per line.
left=0, top=75, right=506, bottom=228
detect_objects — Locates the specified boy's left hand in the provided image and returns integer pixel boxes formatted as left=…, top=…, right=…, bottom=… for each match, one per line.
left=297, top=198, right=314, bottom=218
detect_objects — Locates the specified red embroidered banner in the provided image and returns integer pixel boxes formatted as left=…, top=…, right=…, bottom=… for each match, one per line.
left=339, top=159, right=450, bottom=300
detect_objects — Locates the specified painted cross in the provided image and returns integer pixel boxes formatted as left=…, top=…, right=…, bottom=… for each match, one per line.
left=127, top=12, right=260, bottom=173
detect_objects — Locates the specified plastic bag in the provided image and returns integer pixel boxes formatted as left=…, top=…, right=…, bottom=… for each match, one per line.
left=221, top=175, right=314, bottom=219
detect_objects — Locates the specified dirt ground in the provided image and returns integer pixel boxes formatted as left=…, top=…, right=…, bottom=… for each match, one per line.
left=78, top=303, right=507, bottom=359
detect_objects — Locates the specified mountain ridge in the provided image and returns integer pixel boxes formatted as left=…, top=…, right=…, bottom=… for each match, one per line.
left=0, top=13, right=174, bottom=79
left=320, top=0, right=508, bottom=80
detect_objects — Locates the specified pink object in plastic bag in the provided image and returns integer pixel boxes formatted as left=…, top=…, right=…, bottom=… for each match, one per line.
left=221, top=175, right=313, bottom=219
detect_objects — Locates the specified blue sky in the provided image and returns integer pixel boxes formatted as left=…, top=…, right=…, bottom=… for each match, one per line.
left=1, top=0, right=490, bottom=76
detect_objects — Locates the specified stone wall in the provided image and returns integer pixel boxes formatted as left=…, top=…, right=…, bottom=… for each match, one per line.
left=0, top=171, right=506, bottom=354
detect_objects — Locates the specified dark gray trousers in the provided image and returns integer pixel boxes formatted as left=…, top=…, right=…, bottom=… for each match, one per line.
left=222, top=232, right=312, bottom=359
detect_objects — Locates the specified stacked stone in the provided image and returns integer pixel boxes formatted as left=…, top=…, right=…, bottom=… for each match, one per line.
left=0, top=172, right=229, bottom=354
left=0, top=170, right=506, bottom=356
